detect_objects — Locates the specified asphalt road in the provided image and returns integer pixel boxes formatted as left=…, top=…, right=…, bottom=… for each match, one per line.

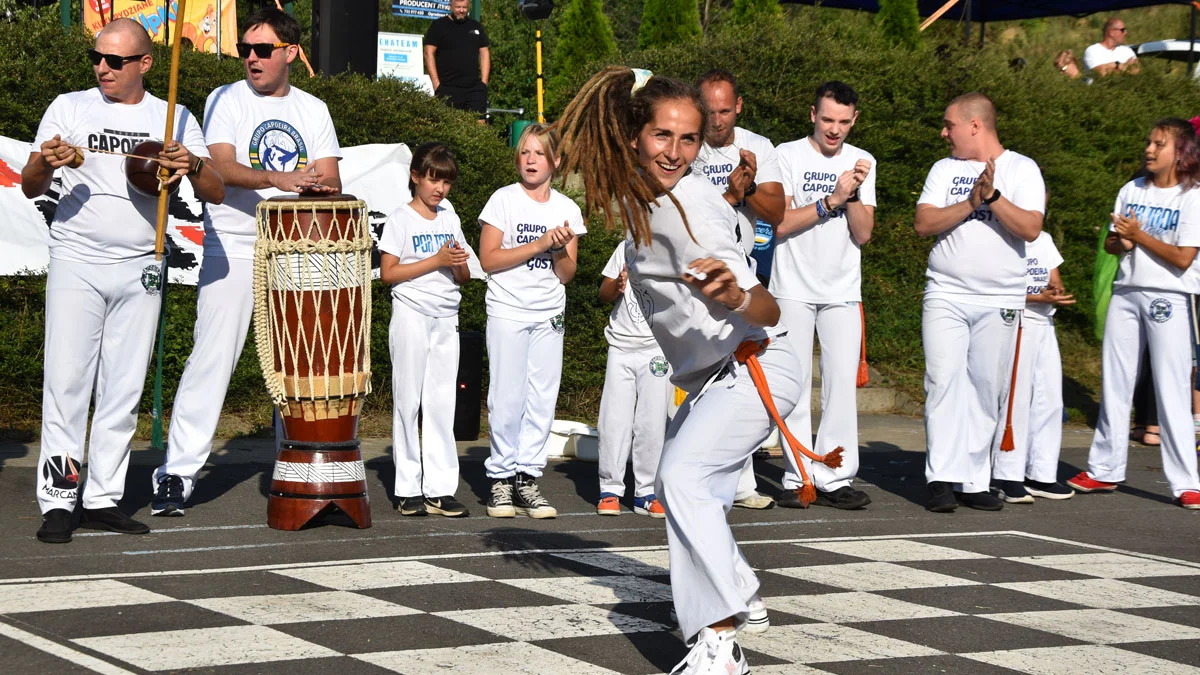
left=0, top=415, right=1197, bottom=674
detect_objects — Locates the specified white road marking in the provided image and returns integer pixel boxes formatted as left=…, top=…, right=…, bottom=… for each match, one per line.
left=0, top=621, right=135, bottom=675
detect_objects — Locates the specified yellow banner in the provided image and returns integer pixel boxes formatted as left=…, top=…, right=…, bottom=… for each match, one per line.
left=83, top=1, right=238, bottom=57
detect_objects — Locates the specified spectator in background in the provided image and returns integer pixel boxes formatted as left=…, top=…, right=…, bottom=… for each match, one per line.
left=1055, top=50, right=1081, bottom=79
left=1083, top=18, right=1140, bottom=77
left=424, top=0, right=490, bottom=122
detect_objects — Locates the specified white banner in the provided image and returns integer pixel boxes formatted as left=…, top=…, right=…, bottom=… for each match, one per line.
left=0, top=139, right=481, bottom=284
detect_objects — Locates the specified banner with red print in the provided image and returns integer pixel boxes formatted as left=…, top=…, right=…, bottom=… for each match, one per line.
left=0, top=137, right=419, bottom=285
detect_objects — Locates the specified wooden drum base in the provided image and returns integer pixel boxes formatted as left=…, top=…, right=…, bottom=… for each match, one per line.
left=267, top=440, right=372, bottom=530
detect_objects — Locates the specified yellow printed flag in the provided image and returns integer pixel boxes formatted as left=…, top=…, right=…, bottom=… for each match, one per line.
left=84, top=0, right=238, bottom=57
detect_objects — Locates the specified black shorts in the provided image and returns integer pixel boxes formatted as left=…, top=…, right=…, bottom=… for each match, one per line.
left=436, top=82, right=488, bottom=114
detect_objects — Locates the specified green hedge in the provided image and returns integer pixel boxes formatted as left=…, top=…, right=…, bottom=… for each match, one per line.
left=3, top=7, right=1200, bottom=438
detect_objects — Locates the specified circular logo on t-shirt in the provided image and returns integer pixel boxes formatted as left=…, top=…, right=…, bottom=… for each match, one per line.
left=649, top=356, right=669, bottom=377
left=249, top=119, right=308, bottom=172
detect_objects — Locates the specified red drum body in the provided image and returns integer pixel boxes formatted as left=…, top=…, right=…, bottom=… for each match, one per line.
left=254, top=195, right=373, bottom=530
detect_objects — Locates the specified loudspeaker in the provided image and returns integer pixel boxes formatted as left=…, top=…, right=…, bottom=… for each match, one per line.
left=453, top=331, right=484, bottom=441
left=518, top=0, right=554, bottom=20
left=312, top=0, right=378, bottom=77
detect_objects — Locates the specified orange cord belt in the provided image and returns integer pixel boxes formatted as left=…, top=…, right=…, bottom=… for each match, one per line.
left=734, top=339, right=844, bottom=507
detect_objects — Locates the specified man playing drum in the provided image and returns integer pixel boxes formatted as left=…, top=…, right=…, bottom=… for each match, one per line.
left=24, top=19, right=224, bottom=543
left=152, top=7, right=341, bottom=515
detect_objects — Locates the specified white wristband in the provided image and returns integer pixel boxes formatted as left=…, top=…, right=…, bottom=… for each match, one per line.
left=731, top=289, right=752, bottom=314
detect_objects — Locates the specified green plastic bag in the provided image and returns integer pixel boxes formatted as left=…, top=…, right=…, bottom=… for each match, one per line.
left=1093, top=223, right=1119, bottom=342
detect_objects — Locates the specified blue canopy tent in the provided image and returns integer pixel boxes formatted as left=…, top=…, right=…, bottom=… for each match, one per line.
left=780, top=0, right=1195, bottom=70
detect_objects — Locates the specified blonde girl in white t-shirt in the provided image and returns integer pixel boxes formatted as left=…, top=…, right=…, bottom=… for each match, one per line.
left=555, top=67, right=839, bottom=675
left=478, top=124, right=586, bottom=520
left=1069, top=118, right=1200, bottom=509
left=379, top=142, right=471, bottom=518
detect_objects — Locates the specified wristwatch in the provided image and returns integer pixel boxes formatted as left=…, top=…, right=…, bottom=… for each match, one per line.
left=189, top=156, right=205, bottom=177
left=743, top=181, right=757, bottom=198
left=983, top=189, right=1001, bottom=205
left=847, top=189, right=860, bottom=203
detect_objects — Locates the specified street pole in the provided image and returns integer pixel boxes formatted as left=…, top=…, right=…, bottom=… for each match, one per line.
left=59, top=0, right=70, bottom=29
left=536, top=29, right=545, bottom=123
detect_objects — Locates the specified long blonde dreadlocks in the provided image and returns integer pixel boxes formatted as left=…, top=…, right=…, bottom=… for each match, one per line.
left=554, top=66, right=707, bottom=247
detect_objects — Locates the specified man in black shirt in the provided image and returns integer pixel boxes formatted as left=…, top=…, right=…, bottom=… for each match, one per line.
left=424, top=0, right=490, bottom=120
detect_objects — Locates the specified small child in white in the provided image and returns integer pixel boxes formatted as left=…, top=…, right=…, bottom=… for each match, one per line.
left=478, top=124, right=586, bottom=519
left=596, top=243, right=671, bottom=517
left=991, top=231, right=1077, bottom=503
left=378, top=142, right=471, bottom=518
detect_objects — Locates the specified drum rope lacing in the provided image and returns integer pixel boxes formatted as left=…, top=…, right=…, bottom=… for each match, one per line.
left=252, top=200, right=373, bottom=408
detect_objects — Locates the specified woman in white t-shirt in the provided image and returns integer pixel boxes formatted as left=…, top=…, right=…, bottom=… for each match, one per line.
left=478, top=124, right=586, bottom=520
left=555, top=67, right=803, bottom=675
left=1069, top=118, right=1200, bottom=509
left=379, top=143, right=471, bottom=518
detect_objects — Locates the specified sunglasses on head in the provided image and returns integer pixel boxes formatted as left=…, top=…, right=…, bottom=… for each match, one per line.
left=236, top=42, right=291, bottom=59
left=87, top=49, right=146, bottom=69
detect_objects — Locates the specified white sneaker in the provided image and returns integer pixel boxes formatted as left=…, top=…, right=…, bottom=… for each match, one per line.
left=743, top=595, right=769, bottom=634
left=669, top=627, right=749, bottom=675
left=732, top=491, right=775, bottom=510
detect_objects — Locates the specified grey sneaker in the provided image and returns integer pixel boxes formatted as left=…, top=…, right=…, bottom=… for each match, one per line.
left=513, top=473, right=557, bottom=519
left=487, top=479, right=516, bottom=518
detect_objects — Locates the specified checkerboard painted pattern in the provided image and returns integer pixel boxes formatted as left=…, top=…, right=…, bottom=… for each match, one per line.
left=2, top=532, right=1199, bottom=674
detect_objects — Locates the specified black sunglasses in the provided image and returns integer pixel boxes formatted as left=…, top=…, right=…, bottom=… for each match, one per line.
left=87, top=49, right=146, bottom=69
left=236, top=42, right=291, bottom=59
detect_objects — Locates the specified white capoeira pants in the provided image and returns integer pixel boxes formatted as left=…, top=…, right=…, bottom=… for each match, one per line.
left=1087, top=289, right=1200, bottom=497
left=485, top=314, right=563, bottom=479
left=390, top=301, right=461, bottom=498
left=992, top=316, right=1063, bottom=483
left=37, top=255, right=161, bottom=513
left=923, top=297, right=1019, bottom=493
left=154, top=255, right=253, bottom=500
left=776, top=299, right=861, bottom=492
left=597, top=345, right=671, bottom=498
left=658, top=339, right=801, bottom=642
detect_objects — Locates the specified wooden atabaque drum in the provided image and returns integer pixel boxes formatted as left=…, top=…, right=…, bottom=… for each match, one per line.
left=254, top=195, right=373, bottom=530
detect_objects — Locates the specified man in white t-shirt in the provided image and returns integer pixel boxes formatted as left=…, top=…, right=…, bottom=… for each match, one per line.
left=692, top=68, right=785, bottom=511
left=151, top=7, right=342, bottom=516
left=1082, top=17, right=1139, bottom=77
left=772, top=81, right=875, bottom=511
left=914, top=92, right=1046, bottom=513
left=22, top=19, right=225, bottom=544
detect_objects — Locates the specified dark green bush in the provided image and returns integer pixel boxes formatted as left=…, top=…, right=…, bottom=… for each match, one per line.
left=638, top=0, right=701, bottom=49
left=550, top=0, right=618, bottom=95
left=877, top=0, right=922, bottom=49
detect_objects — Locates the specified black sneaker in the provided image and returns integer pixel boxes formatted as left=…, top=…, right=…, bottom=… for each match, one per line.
left=36, top=509, right=73, bottom=544
left=151, top=474, right=186, bottom=517
left=424, top=495, right=469, bottom=517
left=397, top=496, right=427, bottom=516
left=813, top=486, right=872, bottom=510
left=79, top=507, right=150, bottom=534
left=513, top=473, right=557, bottom=519
left=991, top=480, right=1034, bottom=504
left=1025, top=479, right=1075, bottom=500
left=927, top=481, right=957, bottom=513
left=487, top=479, right=516, bottom=518
left=776, top=489, right=805, bottom=509
left=956, top=490, right=1004, bottom=511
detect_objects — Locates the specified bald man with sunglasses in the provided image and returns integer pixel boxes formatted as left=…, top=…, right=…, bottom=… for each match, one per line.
left=151, top=7, right=342, bottom=516
left=23, top=19, right=224, bottom=543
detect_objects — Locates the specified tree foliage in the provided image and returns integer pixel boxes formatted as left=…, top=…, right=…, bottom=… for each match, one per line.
left=639, top=0, right=701, bottom=49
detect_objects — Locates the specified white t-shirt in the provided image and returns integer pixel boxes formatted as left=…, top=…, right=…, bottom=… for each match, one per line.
left=202, top=80, right=341, bottom=259
left=378, top=203, right=467, bottom=318
left=771, top=138, right=877, bottom=303
left=479, top=183, right=586, bottom=322
left=1023, top=232, right=1064, bottom=323
left=691, top=127, right=782, bottom=256
left=626, top=173, right=764, bottom=393
left=601, top=244, right=657, bottom=352
left=33, top=88, right=208, bottom=263
left=918, top=150, right=1046, bottom=308
left=1111, top=177, right=1200, bottom=294
left=1083, top=43, right=1137, bottom=71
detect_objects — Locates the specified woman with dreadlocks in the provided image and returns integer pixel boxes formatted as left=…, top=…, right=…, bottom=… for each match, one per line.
left=556, top=66, right=839, bottom=675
